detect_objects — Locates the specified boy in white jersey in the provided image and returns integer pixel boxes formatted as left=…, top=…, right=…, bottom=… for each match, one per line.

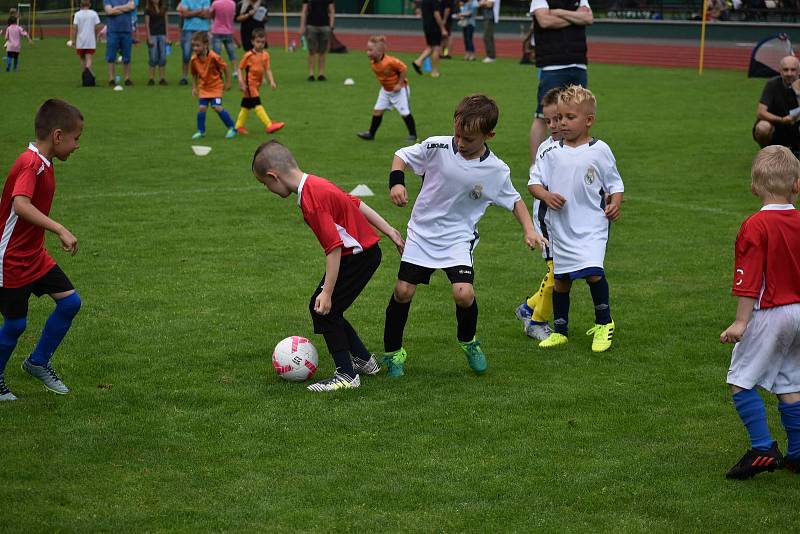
left=382, top=94, right=547, bottom=377
left=515, top=87, right=562, bottom=341
left=529, top=85, right=624, bottom=352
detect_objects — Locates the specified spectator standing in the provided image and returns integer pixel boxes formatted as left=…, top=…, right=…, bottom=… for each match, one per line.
left=145, top=0, right=168, bottom=85
left=104, top=0, right=136, bottom=85
left=177, top=0, right=210, bottom=85
left=440, top=0, right=454, bottom=59
left=236, top=0, right=268, bottom=52
left=210, top=0, right=237, bottom=77
left=478, top=0, right=499, bottom=63
left=411, top=0, right=447, bottom=78
left=457, top=0, right=479, bottom=61
left=299, top=0, right=335, bottom=81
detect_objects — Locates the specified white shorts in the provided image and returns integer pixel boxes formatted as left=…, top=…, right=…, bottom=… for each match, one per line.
left=727, top=303, right=800, bottom=394
left=375, top=86, right=411, bottom=116
left=401, top=228, right=477, bottom=269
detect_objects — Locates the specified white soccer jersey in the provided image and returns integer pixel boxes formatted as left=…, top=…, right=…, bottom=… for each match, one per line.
left=528, top=136, right=559, bottom=259
left=529, top=138, right=624, bottom=274
left=396, top=136, right=522, bottom=268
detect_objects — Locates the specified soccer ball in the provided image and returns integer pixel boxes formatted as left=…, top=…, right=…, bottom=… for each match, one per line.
left=272, top=336, right=319, bottom=382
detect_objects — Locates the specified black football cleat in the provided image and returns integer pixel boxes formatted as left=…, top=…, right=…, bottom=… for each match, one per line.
left=726, top=442, right=784, bottom=480
left=357, top=131, right=375, bottom=140
left=412, top=61, right=422, bottom=75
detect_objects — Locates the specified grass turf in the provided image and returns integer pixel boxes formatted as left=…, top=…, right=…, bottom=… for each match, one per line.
left=1, top=38, right=798, bottom=531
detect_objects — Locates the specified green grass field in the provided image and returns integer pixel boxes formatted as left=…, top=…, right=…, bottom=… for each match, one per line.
left=1, top=38, right=798, bottom=532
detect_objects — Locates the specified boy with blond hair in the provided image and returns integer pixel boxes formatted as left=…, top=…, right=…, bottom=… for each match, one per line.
left=720, top=145, right=800, bottom=479
left=529, top=85, right=624, bottom=352
left=357, top=35, right=417, bottom=142
left=515, top=86, right=562, bottom=340
left=251, top=141, right=405, bottom=392
left=382, top=94, right=547, bottom=377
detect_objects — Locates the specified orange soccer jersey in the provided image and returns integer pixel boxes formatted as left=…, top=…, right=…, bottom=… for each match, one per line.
left=191, top=50, right=227, bottom=98
left=239, top=50, right=271, bottom=98
left=370, top=54, right=407, bottom=91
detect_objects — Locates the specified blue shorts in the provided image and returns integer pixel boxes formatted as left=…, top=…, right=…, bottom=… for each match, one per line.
left=536, top=67, right=588, bottom=116
left=199, top=97, right=223, bottom=107
left=106, top=31, right=132, bottom=64
left=553, top=267, right=604, bottom=281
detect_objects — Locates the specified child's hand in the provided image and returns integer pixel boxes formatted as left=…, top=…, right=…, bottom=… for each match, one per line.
left=544, top=191, right=566, bottom=210
left=720, top=320, right=747, bottom=344
left=390, top=184, right=408, bottom=207
left=270, top=80, right=277, bottom=90
left=605, top=203, right=620, bottom=221
left=525, top=230, right=548, bottom=251
left=191, top=87, right=198, bottom=97
left=314, top=291, right=332, bottom=315
left=392, top=83, right=402, bottom=92
left=58, top=227, right=79, bottom=256
left=224, top=81, right=232, bottom=91
left=387, top=227, right=405, bottom=254
left=238, top=80, right=246, bottom=92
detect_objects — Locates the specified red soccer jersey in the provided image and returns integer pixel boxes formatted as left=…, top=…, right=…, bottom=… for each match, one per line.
left=0, top=145, right=57, bottom=288
left=298, top=174, right=380, bottom=256
left=733, top=205, right=800, bottom=309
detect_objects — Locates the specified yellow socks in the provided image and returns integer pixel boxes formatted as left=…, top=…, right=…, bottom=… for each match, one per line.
left=532, top=260, right=554, bottom=323
left=235, top=108, right=249, bottom=130
left=255, top=105, right=272, bottom=127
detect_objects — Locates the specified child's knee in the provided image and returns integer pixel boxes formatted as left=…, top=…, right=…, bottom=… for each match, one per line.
left=393, top=281, right=416, bottom=303
left=586, top=275, right=602, bottom=284
left=212, top=106, right=223, bottom=113
left=554, top=278, right=571, bottom=292
left=1, top=317, right=27, bottom=338
left=452, top=283, right=475, bottom=307
left=198, top=106, right=208, bottom=112
left=56, top=292, right=82, bottom=318
left=373, top=109, right=385, bottom=117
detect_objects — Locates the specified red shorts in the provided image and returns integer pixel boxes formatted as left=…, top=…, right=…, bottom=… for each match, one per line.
left=76, top=48, right=96, bottom=57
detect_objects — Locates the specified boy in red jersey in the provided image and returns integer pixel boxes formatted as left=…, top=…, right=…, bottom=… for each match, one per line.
left=0, top=100, right=83, bottom=401
left=720, top=145, right=800, bottom=479
left=357, top=35, right=417, bottom=142
left=251, top=140, right=405, bottom=392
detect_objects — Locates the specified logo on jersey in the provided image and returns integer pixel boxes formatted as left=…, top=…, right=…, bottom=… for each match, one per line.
left=426, top=143, right=449, bottom=150
left=736, top=268, right=744, bottom=286
left=584, top=168, right=596, bottom=185
left=469, top=184, right=483, bottom=200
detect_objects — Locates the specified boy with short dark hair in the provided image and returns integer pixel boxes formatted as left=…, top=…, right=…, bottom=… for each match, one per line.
left=720, top=145, right=800, bottom=479
left=529, top=85, right=624, bottom=352
left=235, top=28, right=285, bottom=135
left=0, top=99, right=84, bottom=401
left=383, top=94, right=547, bottom=377
left=251, top=140, right=405, bottom=392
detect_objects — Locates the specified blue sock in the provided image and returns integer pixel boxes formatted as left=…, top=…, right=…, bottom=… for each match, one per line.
left=588, top=276, right=612, bottom=324
left=0, top=317, right=27, bottom=374
left=218, top=108, right=234, bottom=128
left=197, top=111, right=206, bottom=133
left=733, top=389, right=774, bottom=450
left=343, top=321, right=370, bottom=361
left=29, top=293, right=81, bottom=366
left=779, top=400, right=800, bottom=459
left=552, top=291, right=570, bottom=336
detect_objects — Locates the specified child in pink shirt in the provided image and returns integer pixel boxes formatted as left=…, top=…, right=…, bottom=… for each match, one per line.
left=4, top=15, right=32, bottom=72
left=210, top=0, right=237, bottom=77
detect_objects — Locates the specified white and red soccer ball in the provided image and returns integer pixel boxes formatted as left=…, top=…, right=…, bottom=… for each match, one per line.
left=272, top=336, right=319, bottom=381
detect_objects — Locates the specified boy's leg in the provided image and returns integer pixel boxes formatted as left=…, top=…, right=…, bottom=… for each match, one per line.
left=211, top=105, right=235, bottom=129
left=541, top=277, right=571, bottom=347
left=531, top=260, right=554, bottom=323
left=383, top=280, right=416, bottom=377
left=779, top=392, right=800, bottom=471
left=359, top=109, right=385, bottom=140
left=344, top=319, right=380, bottom=376
left=195, top=105, right=208, bottom=136
left=401, top=114, right=417, bottom=140
left=725, top=386, right=784, bottom=479
left=452, top=281, right=487, bottom=374
left=586, top=274, right=615, bottom=352
left=0, top=314, right=27, bottom=401
left=235, top=107, right=250, bottom=130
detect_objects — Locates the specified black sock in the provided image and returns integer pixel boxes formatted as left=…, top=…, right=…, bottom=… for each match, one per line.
left=384, top=295, right=411, bottom=352
left=402, top=114, right=417, bottom=137
left=369, top=115, right=383, bottom=136
left=588, top=277, right=611, bottom=324
left=332, top=350, right=355, bottom=379
left=456, top=299, right=478, bottom=342
left=343, top=320, right=370, bottom=361
left=552, top=291, right=570, bottom=335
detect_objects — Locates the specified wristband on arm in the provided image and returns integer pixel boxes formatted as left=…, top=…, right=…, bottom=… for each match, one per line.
left=389, top=170, right=406, bottom=189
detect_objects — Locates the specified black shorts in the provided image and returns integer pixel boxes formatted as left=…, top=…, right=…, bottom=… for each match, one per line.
left=241, top=96, right=262, bottom=109
left=397, top=261, right=474, bottom=285
left=753, top=120, right=800, bottom=149
left=0, top=265, right=74, bottom=319
left=423, top=24, right=442, bottom=47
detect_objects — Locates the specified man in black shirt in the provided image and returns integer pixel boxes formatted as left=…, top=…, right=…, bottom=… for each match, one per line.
left=299, top=0, right=335, bottom=81
left=411, top=0, right=447, bottom=78
left=754, top=55, right=800, bottom=150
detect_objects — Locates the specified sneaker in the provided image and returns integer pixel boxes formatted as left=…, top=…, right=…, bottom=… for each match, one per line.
left=307, top=372, right=360, bottom=392
left=316, top=75, right=327, bottom=81
left=515, top=302, right=533, bottom=324
left=179, top=77, right=188, bottom=85
left=225, top=127, right=237, bottom=139
left=726, top=442, right=784, bottom=480
left=785, top=457, right=800, bottom=474
left=357, top=131, right=375, bottom=140
left=233, top=71, right=239, bottom=79
left=147, top=78, right=155, bottom=86
left=482, top=57, right=496, bottom=63
left=352, top=354, right=381, bottom=376
left=266, top=121, right=285, bottom=134
left=381, top=348, right=407, bottom=378
left=0, top=374, right=17, bottom=401
left=159, top=78, right=168, bottom=85
left=586, top=321, right=615, bottom=352
left=307, top=74, right=316, bottom=81
left=22, top=358, right=69, bottom=394
left=191, top=131, right=205, bottom=140
left=412, top=61, right=422, bottom=75
left=124, top=78, right=133, bottom=86
left=539, top=332, right=568, bottom=348
left=525, top=320, right=552, bottom=341
left=406, top=134, right=418, bottom=142
left=459, top=338, right=487, bottom=375
left=108, top=79, right=115, bottom=87
left=236, top=127, right=250, bottom=135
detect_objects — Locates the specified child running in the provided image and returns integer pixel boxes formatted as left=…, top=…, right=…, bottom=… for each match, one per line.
left=235, top=28, right=285, bottom=135
left=4, top=15, right=32, bottom=73
left=529, top=85, right=624, bottom=352
left=382, top=94, right=546, bottom=377
left=720, top=145, right=800, bottom=480
left=72, top=0, right=102, bottom=80
left=251, top=141, right=405, bottom=392
left=357, top=35, right=417, bottom=142
left=190, top=31, right=237, bottom=139
left=515, top=87, right=562, bottom=341
left=0, top=99, right=84, bottom=401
